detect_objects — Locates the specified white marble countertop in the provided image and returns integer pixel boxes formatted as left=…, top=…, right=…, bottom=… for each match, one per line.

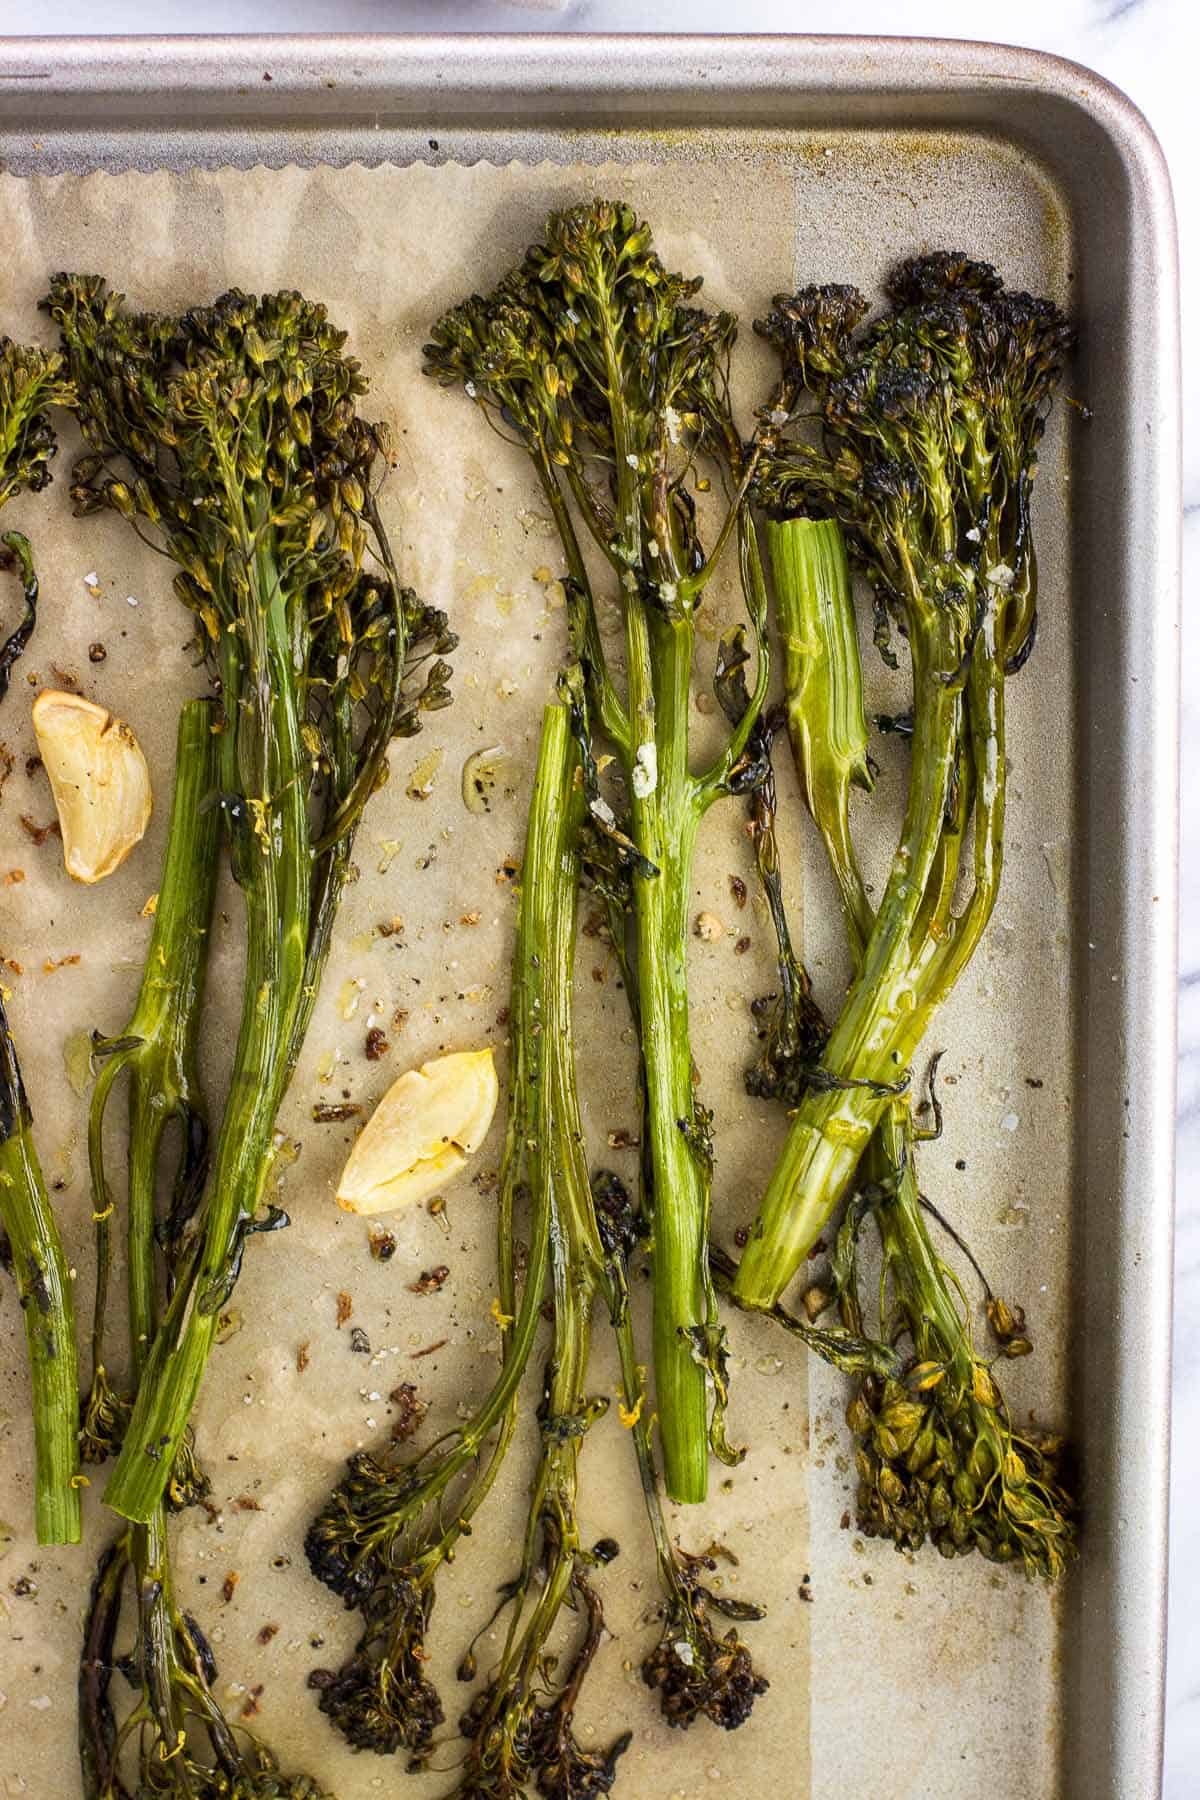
left=3, top=3, right=1193, bottom=1793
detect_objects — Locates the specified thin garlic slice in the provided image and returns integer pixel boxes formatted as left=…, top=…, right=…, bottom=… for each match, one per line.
left=32, top=689, right=152, bottom=884
left=336, top=1048, right=499, bottom=1216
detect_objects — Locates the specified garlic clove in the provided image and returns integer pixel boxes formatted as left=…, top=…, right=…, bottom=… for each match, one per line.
left=336, top=1048, right=499, bottom=1216
left=32, top=689, right=152, bottom=884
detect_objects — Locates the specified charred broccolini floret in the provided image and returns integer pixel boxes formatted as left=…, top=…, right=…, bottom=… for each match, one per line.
left=745, top=497, right=1074, bottom=1580
left=78, top=704, right=330, bottom=1799
left=80, top=1515, right=335, bottom=1800
left=45, top=274, right=455, bottom=1526
left=838, top=1114, right=1074, bottom=1576
left=0, top=335, right=81, bottom=1547
left=733, top=255, right=1073, bottom=1317
left=425, top=199, right=772, bottom=1505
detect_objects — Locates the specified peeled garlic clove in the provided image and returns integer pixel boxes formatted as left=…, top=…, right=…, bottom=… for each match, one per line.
left=32, top=689, right=152, bottom=884
left=336, top=1048, right=499, bottom=1216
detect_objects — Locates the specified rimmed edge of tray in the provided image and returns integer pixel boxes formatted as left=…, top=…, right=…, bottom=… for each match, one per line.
left=0, top=33, right=1181, bottom=1800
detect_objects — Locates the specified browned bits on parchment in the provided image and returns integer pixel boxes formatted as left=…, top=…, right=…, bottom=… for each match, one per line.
left=389, top=1382, right=428, bottom=1443
left=364, top=1026, right=388, bottom=1061
left=222, top=1570, right=240, bottom=1604
left=313, top=1101, right=361, bottom=1123
left=18, top=814, right=59, bottom=846
left=240, top=1684, right=264, bottom=1719
left=296, top=1340, right=311, bottom=1374
left=409, top=1265, right=449, bottom=1296
left=368, top=1225, right=397, bottom=1262
left=335, top=1292, right=353, bottom=1329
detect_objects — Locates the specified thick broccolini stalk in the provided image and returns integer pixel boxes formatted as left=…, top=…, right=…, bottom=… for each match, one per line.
left=733, top=257, right=1072, bottom=1312
left=0, top=335, right=81, bottom=1546
left=46, top=275, right=455, bottom=1524
left=425, top=199, right=769, bottom=1504
left=571, top=688, right=771, bottom=1735
left=754, top=513, right=1074, bottom=1579
left=79, top=704, right=330, bottom=1798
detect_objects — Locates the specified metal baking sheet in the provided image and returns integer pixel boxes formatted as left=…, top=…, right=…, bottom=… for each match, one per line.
left=0, top=34, right=1179, bottom=1800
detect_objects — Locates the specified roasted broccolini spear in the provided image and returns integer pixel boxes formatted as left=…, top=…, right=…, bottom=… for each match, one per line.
left=78, top=701, right=331, bottom=1798
left=450, top=705, right=624, bottom=1796
left=0, top=334, right=81, bottom=1546
left=0, top=994, right=82, bottom=1546
left=307, top=701, right=621, bottom=1782
left=733, top=257, right=1073, bottom=1314
left=425, top=198, right=770, bottom=1504
left=750, top=508, right=1074, bottom=1578
left=46, top=275, right=455, bottom=1525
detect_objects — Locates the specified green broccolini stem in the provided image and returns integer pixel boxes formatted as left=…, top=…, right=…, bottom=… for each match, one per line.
left=767, top=517, right=874, bottom=959
left=734, top=599, right=964, bottom=1308
left=85, top=700, right=220, bottom=1410
left=104, top=582, right=312, bottom=1523
left=455, top=699, right=631, bottom=1795
left=424, top=702, right=584, bottom=1493
left=0, top=997, right=81, bottom=1545
left=627, top=607, right=711, bottom=1505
